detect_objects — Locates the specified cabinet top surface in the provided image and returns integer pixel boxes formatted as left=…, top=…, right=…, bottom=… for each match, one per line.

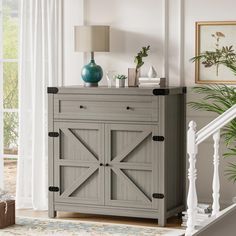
left=48, top=86, right=186, bottom=96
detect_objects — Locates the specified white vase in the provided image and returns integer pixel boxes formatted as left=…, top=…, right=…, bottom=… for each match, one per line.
left=148, top=66, right=157, bottom=78
left=106, top=70, right=116, bottom=87
left=116, top=79, right=125, bottom=88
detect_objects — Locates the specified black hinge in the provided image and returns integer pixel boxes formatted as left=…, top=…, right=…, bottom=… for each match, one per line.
left=49, top=186, right=59, bottom=192
left=47, top=87, right=59, bottom=94
left=48, top=132, right=59, bottom=137
left=153, top=88, right=170, bottom=96
left=182, top=87, right=187, bottom=94
left=153, top=193, right=165, bottom=199
left=152, top=136, right=165, bottom=142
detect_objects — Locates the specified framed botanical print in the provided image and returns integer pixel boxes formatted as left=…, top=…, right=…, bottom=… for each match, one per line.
left=195, top=21, right=236, bottom=84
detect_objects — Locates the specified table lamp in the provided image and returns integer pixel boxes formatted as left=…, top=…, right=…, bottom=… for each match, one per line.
left=74, top=25, right=110, bottom=87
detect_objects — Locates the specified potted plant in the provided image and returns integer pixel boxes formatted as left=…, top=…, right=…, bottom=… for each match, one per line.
left=190, top=32, right=236, bottom=184
left=128, top=45, right=150, bottom=87
left=115, top=74, right=127, bottom=88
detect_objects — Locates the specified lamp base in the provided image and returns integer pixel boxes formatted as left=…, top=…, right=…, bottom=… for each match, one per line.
left=84, top=82, right=98, bottom=87
left=81, top=58, right=103, bottom=86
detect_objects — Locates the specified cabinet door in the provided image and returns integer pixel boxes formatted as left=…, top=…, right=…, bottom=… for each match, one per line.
left=105, top=124, right=159, bottom=209
left=54, top=122, right=104, bottom=205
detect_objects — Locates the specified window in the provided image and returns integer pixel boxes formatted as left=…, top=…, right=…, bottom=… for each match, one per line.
left=0, top=0, right=19, bottom=194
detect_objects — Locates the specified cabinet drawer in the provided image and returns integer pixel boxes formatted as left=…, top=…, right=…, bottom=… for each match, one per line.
left=54, top=94, right=158, bottom=122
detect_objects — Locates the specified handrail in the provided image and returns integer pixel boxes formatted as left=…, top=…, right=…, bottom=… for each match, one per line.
left=196, top=104, right=236, bottom=145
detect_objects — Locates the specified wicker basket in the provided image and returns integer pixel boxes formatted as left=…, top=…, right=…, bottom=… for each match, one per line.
left=0, top=200, right=15, bottom=229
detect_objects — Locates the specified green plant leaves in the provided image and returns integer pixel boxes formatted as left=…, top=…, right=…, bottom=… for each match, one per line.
left=134, top=45, right=150, bottom=71
left=190, top=85, right=236, bottom=183
left=225, top=162, right=236, bottom=183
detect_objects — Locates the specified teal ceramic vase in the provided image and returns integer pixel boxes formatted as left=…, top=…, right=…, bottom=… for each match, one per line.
left=81, top=59, right=103, bottom=87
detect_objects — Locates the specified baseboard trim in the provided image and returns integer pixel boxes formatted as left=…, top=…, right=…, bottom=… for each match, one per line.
left=54, top=202, right=160, bottom=219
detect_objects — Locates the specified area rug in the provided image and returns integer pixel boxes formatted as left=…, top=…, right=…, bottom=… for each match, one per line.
left=0, top=217, right=185, bottom=236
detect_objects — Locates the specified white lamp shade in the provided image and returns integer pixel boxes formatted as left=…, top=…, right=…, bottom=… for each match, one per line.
left=74, top=25, right=110, bottom=52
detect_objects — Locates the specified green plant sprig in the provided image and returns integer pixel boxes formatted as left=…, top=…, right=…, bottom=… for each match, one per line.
left=115, top=74, right=127, bottom=80
left=134, top=45, right=150, bottom=72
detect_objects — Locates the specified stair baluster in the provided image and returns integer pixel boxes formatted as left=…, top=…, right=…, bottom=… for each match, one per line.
left=186, top=121, right=198, bottom=235
left=212, top=130, right=221, bottom=216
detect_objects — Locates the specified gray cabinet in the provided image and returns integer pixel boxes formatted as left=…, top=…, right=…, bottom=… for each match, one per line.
left=48, top=86, right=186, bottom=226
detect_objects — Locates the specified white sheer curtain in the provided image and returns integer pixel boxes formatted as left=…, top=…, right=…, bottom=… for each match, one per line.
left=16, top=0, right=63, bottom=210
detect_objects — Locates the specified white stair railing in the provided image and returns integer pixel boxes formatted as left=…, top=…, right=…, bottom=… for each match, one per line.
left=186, top=104, right=236, bottom=236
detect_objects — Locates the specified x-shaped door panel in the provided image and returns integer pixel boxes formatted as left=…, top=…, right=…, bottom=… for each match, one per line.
left=54, top=122, right=104, bottom=205
left=105, top=124, right=159, bottom=209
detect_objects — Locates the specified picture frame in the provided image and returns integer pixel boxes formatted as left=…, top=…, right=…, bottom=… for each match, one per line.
left=195, top=21, right=236, bottom=84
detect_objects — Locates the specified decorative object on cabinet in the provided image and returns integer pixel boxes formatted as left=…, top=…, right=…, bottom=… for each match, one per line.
left=148, top=66, right=157, bottom=78
left=48, top=86, right=186, bottom=226
left=138, top=77, right=167, bottom=88
left=159, top=78, right=167, bottom=87
left=106, top=71, right=116, bottom=88
left=193, top=21, right=236, bottom=84
left=74, top=25, right=110, bottom=87
left=115, top=74, right=127, bottom=88
left=128, top=68, right=140, bottom=87
left=138, top=77, right=160, bottom=87
left=128, top=46, right=150, bottom=87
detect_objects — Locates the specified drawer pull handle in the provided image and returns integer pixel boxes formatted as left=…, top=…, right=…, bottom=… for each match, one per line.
left=126, top=106, right=130, bottom=110
left=105, top=163, right=109, bottom=167
left=80, top=105, right=85, bottom=109
left=100, top=163, right=104, bottom=166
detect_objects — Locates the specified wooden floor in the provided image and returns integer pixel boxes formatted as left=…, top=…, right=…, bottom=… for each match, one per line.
left=16, top=209, right=183, bottom=229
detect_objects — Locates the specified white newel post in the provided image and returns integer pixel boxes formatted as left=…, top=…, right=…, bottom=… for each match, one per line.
left=186, top=121, right=198, bottom=235
left=212, top=130, right=220, bottom=216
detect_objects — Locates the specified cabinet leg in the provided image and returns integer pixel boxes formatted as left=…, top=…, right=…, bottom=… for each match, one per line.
left=48, top=209, right=57, bottom=218
left=158, top=216, right=166, bottom=227
left=177, top=212, right=183, bottom=219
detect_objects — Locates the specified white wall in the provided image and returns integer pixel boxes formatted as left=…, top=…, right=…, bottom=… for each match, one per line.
left=64, top=0, right=167, bottom=86
left=85, top=0, right=165, bottom=86
left=63, top=0, right=236, bottom=206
